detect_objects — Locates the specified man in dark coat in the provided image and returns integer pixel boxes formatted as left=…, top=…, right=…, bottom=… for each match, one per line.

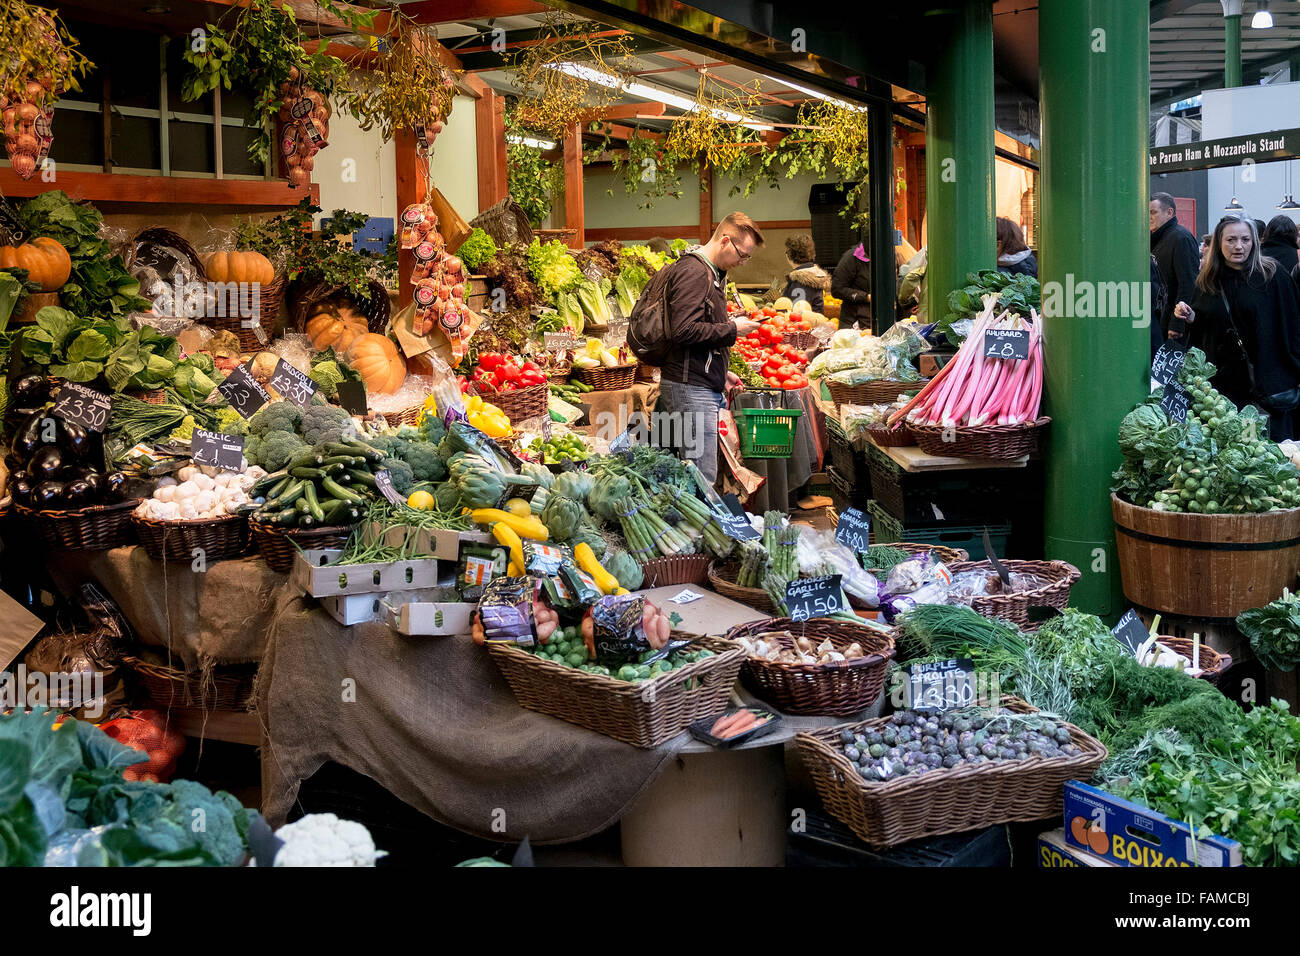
left=1262, top=215, right=1300, bottom=276
left=1150, top=192, right=1201, bottom=343
left=831, top=238, right=872, bottom=329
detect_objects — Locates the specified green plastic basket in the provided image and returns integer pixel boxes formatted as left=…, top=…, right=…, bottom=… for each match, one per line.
left=735, top=406, right=803, bottom=459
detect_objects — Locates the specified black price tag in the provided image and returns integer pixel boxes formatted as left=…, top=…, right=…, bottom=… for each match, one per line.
left=52, top=381, right=111, bottom=433
left=336, top=380, right=368, bottom=416
left=374, top=469, right=405, bottom=505
left=1111, top=608, right=1150, bottom=657
left=983, top=327, right=1030, bottom=361
left=784, top=574, right=844, bottom=623
left=834, top=506, right=871, bottom=553
left=904, top=658, right=978, bottom=711
left=711, top=507, right=760, bottom=541
left=609, top=428, right=633, bottom=452
left=267, top=358, right=318, bottom=409
left=1160, top=381, right=1191, bottom=423
left=544, top=332, right=582, bottom=350
left=189, top=429, right=245, bottom=471
left=218, top=363, right=271, bottom=419
left=1150, top=344, right=1187, bottom=387
left=983, top=527, right=1011, bottom=586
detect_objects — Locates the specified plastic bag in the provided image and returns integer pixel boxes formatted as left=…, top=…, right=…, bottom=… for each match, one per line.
left=587, top=594, right=663, bottom=666
left=474, top=575, right=540, bottom=645
left=795, top=527, right=881, bottom=607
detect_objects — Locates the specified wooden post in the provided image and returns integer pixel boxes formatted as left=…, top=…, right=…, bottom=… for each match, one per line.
left=396, top=128, right=426, bottom=308
left=475, top=87, right=507, bottom=211
left=563, top=123, right=584, bottom=248
left=698, top=159, right=712, bottom=244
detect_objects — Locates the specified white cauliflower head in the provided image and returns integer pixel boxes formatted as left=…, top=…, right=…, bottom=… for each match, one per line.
left=272, top=813, right=386, bottom=867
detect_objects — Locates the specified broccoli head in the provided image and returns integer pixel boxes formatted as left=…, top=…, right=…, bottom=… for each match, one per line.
left=161, top=779, right=252, bottom=866
left=379, top=457, right=415, bottom=494
left=300, top=403, right=357, bottom=445
left=420, top=413, right=447, bottom=446
left=248, top=401, right=301, bottom=437
left=248, top=430, right=306, bottom=471
left=400, top=440, right=448, bottom=483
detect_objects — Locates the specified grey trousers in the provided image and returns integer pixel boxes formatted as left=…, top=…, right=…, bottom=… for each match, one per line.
left=655, top=379, right=726, bottom=485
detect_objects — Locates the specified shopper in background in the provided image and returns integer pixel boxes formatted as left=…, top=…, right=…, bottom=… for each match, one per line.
left=1200, top=234, right=1212, bottom=268
left=831, top=232, right=872, bottom=329
left=1176, top=216, right=1300, bottom=439
left=780, top=234, right=830, bottom=314
left=1262, top=215, right=1300, bottom=276
left=898, top=246, right=928, bottom=322
left=1150, top=254, right=1169, bottom=357
left=654, top=211, right=763, bottom=484
left=1149, top=192, right=1201, bottom=343
left=995, top=218, right=1037, bottom=278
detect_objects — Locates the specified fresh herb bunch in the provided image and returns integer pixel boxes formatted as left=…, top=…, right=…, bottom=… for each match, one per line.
left=337, top=16, right=457, bottom=142
left=1236, top=589, right=1300, bottom=671
left=234, top=199, right=381, bottom=298
left=941, top=270, right=1040, bottom=342
left=505, top=104, right=562, bottom=227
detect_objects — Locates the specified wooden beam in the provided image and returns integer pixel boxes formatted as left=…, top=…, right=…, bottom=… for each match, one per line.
left=400, top=0, right=547, bottom=23
left=585, top=225, right=695, bottom=242
left=395, top=127, right=425, bottom=309
left=698, top=159, right=712, bottom=245
left=476, top=87, right=508, bottom=212
left=577, top=103, right=666, bottom=124
left=598, top=123, right=663, bottom=142
left=711, top=219, right=812, bottom=231
left=563, top=123, right=584, bottom=249
left=0, top=169, right=317, bottom=206
left=202, top=0, right=383, bottom=35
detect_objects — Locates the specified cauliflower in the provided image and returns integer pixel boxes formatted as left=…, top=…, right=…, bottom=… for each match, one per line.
left=271, top=813, right=385, bottom=867
left=248, top=401, right=302, bottom=437
left=300, top=403, right=357, bottom=445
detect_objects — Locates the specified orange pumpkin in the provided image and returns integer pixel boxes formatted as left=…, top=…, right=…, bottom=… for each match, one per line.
left=203, top=250, right=275, bottom=286
left=0, top=236, right=71, bottom=291
left=306, top=304, right=368, bottom=352
left=347, top=333, right=406, bottom=394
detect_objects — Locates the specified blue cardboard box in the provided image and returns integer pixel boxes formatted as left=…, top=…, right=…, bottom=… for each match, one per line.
left=1063, top=781, right=1242, bottom=867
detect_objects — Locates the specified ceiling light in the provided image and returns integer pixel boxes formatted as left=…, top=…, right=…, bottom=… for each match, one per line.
left=1278, top=196, right=1300, bottom=209
left=1251, top=1, right=1273, bottom=28
left=1225, top=196, right=1245, bottom=211
left=548, top=62, right=773, bottom=130
left=763, top=75, right=867, bottom=112
left=507, top=134, right=557, bottom=150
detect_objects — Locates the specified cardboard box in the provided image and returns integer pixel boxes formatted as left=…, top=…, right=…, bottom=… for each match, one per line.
left=383, top=600, right=474, bottom=637
left=320, top=593, right=387, bottom=626
left=1063, top=781, right=1242, bottom=867
left=292, top=548, right=441, bottom=598
left=361, top=522, right=489, bottom=562
left=1037, top=828, right=1117, bottom=868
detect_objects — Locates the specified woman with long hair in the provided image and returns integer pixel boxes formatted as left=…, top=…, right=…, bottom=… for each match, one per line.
left=996, top=218, right=1037, bottom=278
left=1175, top=216, right=1300, bottom=438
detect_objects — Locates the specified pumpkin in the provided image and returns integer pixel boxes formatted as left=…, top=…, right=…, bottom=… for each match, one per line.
left=347, top=333, right=406, bottom=394
left=306, top=303, right=368, bottom=352
left=0, top=237, right=71, bottom=291
left=203, top=250, right=275, bottom=286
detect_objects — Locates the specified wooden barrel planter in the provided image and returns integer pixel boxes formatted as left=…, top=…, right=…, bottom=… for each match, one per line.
left=1112, top=493, right=1300, bottom=620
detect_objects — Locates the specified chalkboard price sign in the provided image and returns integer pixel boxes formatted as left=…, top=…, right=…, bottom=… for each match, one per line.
left=335, top=380, right=368, bottom=415
left=189, top=429, right=246, bottom=471
left=904, top=658, right=978, bottom=712
left=834, top=506, right=871, bottom=553
left=1160, top=381, right=1191, bottom=423
left=374, top=469, right=405, bottom=505
left=984, top=327, right=1030, bottom=361
left=785, top=574, right=844, bottom=623
left=52, top=381, right=111, bottom=433
left=217, top=363, right=271, bottom=419
left=711, top=506, right=760, bottom=541
left=267, top=358, right=318, bottom=409
left=543, top=332, right=583, bottom=350
left=1150, top=344, right=1187, bottom=387
left=1111, top=608, right=1150, bottom=657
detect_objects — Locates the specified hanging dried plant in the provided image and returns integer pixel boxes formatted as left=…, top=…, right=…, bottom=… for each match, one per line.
left=661, top=70, right=768, bottom=170
left=338, top=16, right=459, bottom=143
left=510, top=12, right=635, bottom=139
left=0, top=1, right=93, bottom=106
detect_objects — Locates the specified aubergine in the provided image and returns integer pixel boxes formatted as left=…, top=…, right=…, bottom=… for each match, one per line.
left=28, top=445, right=65, bottom=482
left=103, top=471, right=129, bottom=501
left=9, top=474, right=34, bottom=507
left=32, top=480, right=66, bottom=510
left=11, top=374, right=48, bottom=407
left=77, top=469, right=106, bottom=498
left=16, top=411, right=48, bottom=458
left=56, top=419, right=91, bottom=460
left=4, top=452, right=22, bottom=473
left=61, top=478, right=96, bottom=508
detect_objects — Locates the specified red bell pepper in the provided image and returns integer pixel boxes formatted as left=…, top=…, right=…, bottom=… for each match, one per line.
left=478, top=353, right=507, bottom=370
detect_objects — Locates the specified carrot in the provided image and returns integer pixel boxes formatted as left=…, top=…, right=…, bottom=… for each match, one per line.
left=711, top=710, right=749, bottom=736
left=722, top=712, right=758, bottom=737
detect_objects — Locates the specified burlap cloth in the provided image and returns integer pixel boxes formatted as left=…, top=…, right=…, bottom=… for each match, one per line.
left=580, top=382, right=659, bottom=433
left=255, top=587, right=689, bottom=842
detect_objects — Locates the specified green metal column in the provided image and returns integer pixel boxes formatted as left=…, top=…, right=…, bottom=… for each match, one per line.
left=923, top=2, right=996, bottom=322
left=1039, top=0, right=1149, bottom=617
left=1225, top=13, right=1242, bottom=88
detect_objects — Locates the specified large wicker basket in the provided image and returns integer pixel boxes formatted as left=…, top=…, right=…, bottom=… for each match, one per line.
left=638, top=553, right=710, bottom=588
left=487, top=633, right=745, bottom=748
left=1156, top=636, right=1233, bottom=686
left=381, top=405, right=424, bottom=428
left=726, top=618, right=897, bottom=717
left=468, top=382, right=548, bottom=424
left=575, top=364, right=636, bottom=391
left=909, top=417, right=1050, bottom=460
left=124, top=655, right=258, bottom=711
left=795, top=696, right=1108, bottom=847
left=17, top=499, right=142, bottom=550
left=290, top=279, right=392, bottom=335
left=945, top=559, right=1081, bottom=630
left=132, top=512, right=250, bottom=564
left=250, top=518, right=352, bottom=573
left=828, top=378, right=928, bottom=407
left=127, top=227, right=204, bottom=278
left=866, top=422, right=915, bottom=447
left=206, top=275, right=285, bottom=351
left=708, top=559, right=778, bottom=614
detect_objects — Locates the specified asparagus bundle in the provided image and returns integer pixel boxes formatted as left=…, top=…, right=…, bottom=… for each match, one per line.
left=654, top=487, right=735, bottom=559
left=615, top=496, right=695, bottom=560
left=762, top=510, right=784, bottom=554
left=771, top=524, right=801, bottom=588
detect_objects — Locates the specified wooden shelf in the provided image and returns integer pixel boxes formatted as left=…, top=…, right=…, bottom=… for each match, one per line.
left=869, top=438, right=1029, bottom=473
left=165, top=707, right=264, bottom=747
left=0, top=170, right=318, bottom=207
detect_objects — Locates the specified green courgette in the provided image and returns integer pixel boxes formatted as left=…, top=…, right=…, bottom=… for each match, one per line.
left=301, top=481, right=325, bottom=522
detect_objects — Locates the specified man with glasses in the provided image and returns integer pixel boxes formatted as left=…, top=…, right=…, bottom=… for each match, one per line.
left=655, top=212, right=764, bottom=485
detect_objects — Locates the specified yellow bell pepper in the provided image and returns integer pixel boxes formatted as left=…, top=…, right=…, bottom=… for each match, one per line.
left=469, top=508, right=549, bottom=540
left=465, top=394, right=484, bottom=413
left=468, top=407, right=512, bottom=439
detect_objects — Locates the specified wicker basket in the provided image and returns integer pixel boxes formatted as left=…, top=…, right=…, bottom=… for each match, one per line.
left=290, top=279, right=392, bottom=336
left=17, top=499, right=142, bottom=550
left=127, top=227, right=204, bottom=278
left=203, top=275, right=285, bottom=352
left=575, top=365, right=636, bottom=391
left=708, top=559, right=778, bottom=614
left=866, top=423, right=915, bottom=447
left=726, top=618, right=897, bottom=717
left=250, top=518, right=352, bottom=573
left=885, top=541, right=970, bottom=564
left=639, top=553, right=710, bottom=588
left=828, top=378, right=928, bottom=407
left=547, top=366, right=572, bottom=386
left=124, top=655, right=258, bottom=711
left=469, top=198, right=534, bottom=249
left=910, top=417, right=1050, bottom=460
left=468, top=382, right=548, bottom=424
left=945, top=559, right=1081, bottom=630
left=795, top=696, right=1109, bottom=847
left=1156, top=636, right=1233, bottom=686
left=487, top=633, right=745, bottom=748
left=132, top=512, right=250, bottom=564
left=124, top=388, right=168, bottom=405
left=381, top=405, right=424, bottom=428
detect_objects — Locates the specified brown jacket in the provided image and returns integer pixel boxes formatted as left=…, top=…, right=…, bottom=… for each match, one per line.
left=660, top=251, right=736, bottom=392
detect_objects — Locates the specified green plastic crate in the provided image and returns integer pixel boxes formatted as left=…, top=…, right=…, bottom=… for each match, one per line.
left=866, top=499, right=1010, bottom=560
left=735, top=406, right=803, bottom=459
